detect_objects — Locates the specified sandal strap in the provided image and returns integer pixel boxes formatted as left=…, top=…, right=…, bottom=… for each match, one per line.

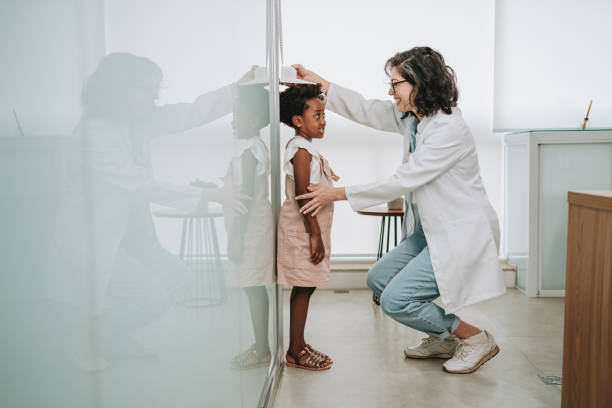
left=305, top=344, right=332, bottom=361
left=292, top=348, right=329, bottom=368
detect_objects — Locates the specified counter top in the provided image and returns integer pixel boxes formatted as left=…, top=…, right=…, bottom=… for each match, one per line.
left=568, top=190, right=612, bottom=212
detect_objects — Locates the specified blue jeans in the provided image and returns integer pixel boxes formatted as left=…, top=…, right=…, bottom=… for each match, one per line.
left=366, top=227, right=460, bottom=339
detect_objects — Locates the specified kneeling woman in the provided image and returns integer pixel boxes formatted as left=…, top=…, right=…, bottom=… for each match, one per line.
left=293, top=47, right=505, bottom=374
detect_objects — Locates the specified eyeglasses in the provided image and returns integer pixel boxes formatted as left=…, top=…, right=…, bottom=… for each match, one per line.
left=389, top=80, right=409, bottom=94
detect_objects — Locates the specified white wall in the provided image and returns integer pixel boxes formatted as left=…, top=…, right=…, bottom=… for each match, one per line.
left=283, top=0, right=498, bottom=255
left=105, top=0, right=269, bottom=255
left=494, top=0, right=612, bottom=129
left=0, top=0, right=105, bottom=137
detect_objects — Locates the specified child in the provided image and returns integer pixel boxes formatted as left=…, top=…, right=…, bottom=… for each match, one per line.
left=278, top=84, right=338, bottom=371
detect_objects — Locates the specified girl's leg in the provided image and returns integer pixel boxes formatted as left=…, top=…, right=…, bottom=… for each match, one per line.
left=244, top=286, right=270, bottom=355
left=287, top=286, right=330, bottom=369
left=288, top=286, right=316, bottom=357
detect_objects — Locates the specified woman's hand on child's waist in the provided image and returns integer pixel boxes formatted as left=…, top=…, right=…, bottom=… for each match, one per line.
left=297, top=185, right=347, bottom=216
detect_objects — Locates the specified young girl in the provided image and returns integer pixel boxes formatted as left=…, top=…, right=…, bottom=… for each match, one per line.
left=277, top=84, right=337, bottom=371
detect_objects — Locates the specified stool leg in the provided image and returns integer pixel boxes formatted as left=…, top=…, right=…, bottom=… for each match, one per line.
left=209, top=218, right=221, bottom=265
left=394, top=216, right=398, bottom=246
left=208, top=217, right=225, bottom=302
left=179, top=219, right=188, bottom=260
left=374, top=218, right=384, bottom=305
left=378, top=216, right=385, bottom=260
left=386, top=216, right=391, bottom=253
left=186, top=218, right=193, bottom=265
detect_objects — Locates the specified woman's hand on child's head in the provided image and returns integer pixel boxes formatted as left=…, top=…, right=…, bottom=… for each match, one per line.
left=309, top=233, right=325, bottom=264
left=292, top=64, right=309, bottom=80
left=291, top=64, right=330, bottom=92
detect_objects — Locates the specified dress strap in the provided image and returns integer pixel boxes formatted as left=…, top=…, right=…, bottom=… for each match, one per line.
left=285, top=135, right=310, bottom=150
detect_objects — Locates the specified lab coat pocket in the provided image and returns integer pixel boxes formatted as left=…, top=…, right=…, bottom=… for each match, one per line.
left=445, top=215, right=498, bottom=268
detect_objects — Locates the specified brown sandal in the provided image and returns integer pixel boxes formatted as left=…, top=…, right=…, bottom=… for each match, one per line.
left=286, top=348, right=332, bottom=371
left=305, top=344, right=333, bottom=364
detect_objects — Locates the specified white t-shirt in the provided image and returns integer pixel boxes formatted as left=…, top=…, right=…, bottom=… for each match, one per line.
left=228, top=136, right=269, bottom=186
left=283, top=136, right=322, bottom=185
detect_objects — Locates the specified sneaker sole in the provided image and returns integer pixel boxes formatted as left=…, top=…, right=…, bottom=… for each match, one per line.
left=404, top=351, right=454, bottom=359
left=442, top=345, right=500, bottom=374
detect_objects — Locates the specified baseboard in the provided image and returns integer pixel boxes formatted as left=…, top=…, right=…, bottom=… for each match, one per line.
left=538, top=290, right=565, bottom=297
left=324, top=256, right=517, bottom=290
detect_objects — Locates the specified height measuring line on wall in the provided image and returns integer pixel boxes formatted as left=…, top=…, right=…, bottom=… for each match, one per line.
left=265, top=0, right=285, bottom=69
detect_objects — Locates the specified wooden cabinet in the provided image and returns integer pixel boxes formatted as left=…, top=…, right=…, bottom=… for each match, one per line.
left=562, top=190, right=612, bottom=407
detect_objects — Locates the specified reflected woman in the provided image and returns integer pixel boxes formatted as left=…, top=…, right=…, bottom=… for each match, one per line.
left=45, top=53, right=253, bottom=371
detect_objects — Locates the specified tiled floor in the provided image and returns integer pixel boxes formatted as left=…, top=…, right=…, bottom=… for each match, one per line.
left=273, top=289, right=564, bottom=408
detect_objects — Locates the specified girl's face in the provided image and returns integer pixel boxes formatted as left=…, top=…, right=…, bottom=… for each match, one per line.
left=293, top=97, right=326, bottom=140
left=388, top=66, right=416, bottom=114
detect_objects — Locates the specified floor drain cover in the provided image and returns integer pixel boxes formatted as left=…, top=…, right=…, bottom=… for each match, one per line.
left=538, top=374, right=562, bottom=385
left=333, top=289, right=349, bottom=294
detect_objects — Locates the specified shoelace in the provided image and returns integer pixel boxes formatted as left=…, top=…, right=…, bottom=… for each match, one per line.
left=421, top=335, right=438, bottom=345
left=454, top=342, right=476, bottom=361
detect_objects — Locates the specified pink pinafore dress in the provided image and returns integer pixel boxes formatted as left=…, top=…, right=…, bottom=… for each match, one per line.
left=277, top=136, right=336, bottom=287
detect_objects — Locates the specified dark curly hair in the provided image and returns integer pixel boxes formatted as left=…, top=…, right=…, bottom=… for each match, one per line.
left=233, top=85, right=270, bottom=138
left=385, top=46, right=458, bottom=118
left=279, top=84, right=323, bottom=129
left=83, top=52, right=162, bottom=120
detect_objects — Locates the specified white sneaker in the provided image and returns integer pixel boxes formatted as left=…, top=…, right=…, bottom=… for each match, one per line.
left=404, top=335, right=459, bottom=359
left=442, top=330, right=499, bottom=374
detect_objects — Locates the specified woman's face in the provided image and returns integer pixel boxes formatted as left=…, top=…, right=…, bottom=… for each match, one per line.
left=388, top=66, right=416, bottom=114
left=124, top=74, right=160, bottom=120
left=294, top=97, right=326, bottom=139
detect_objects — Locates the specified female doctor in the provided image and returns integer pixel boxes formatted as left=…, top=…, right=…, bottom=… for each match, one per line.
left=293, top=46, right=505, bottom=374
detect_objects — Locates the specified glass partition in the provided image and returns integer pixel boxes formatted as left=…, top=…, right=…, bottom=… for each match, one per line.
left=0, top=1, right=281, bottom=407
left=539, top=142, right=612, bottom=290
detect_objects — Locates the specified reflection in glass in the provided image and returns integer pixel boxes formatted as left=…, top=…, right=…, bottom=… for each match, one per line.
left=225, top=85, right=273, bottom=370
left=1, top=0, right=278, bottom=401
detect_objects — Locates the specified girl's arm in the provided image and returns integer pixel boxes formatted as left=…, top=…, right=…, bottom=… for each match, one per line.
left=292, top=148, right=325, bottom=264
left=227, top=150, right=257, bottom=263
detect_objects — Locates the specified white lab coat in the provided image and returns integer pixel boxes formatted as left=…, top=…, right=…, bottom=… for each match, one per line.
left=327, top=83, right=505, bottom=313
left=45, top=85, right=233, bottom=315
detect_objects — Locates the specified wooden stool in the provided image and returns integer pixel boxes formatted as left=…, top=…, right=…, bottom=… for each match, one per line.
left=153, top=206, right=225, bottom=307
left=357, top=205, right=404, bottom=305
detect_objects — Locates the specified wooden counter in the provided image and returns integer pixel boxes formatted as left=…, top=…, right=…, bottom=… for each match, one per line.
left=562, top=190, right=612, bottom=407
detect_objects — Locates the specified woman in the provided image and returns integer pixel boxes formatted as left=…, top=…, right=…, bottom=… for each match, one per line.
left=293, top=46, right=506, bottom=374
